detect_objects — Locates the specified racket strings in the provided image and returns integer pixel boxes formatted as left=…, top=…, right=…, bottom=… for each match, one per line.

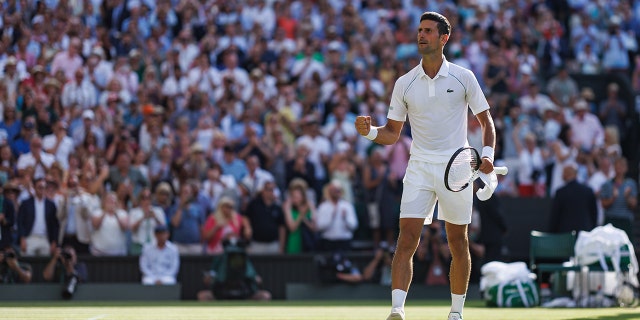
left=447, top=149, right=478, bottom=191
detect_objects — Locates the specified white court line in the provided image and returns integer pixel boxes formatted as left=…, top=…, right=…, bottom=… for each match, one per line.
left=87, top=315, right=107, bottom=320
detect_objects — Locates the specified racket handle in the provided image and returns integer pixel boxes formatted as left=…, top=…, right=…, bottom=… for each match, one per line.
left=494, top=166, right=508, bottom=175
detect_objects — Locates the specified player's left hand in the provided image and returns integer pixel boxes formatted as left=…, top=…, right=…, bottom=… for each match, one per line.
left=479, top=157, right=494, bottom=174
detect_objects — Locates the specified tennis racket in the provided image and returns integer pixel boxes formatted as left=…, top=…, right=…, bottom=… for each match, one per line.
left=444, top=147, right=508, bottom=192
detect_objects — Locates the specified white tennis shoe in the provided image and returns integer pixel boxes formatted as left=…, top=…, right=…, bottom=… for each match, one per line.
left=448, top=312, right=463, bottom=320
left=386, top=308, right=405, bottom=320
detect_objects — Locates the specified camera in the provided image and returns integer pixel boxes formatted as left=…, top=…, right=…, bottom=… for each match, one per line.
left=5, top=251, right=16, bottom=259
left=60, top=250, right=73, bottom=261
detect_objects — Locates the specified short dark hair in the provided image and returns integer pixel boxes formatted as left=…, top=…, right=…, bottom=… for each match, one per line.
left=420, top=12, right=451, bottom=35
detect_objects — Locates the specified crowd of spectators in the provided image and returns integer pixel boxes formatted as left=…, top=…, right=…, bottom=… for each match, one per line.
left=0, top=0, right=639, bottom=265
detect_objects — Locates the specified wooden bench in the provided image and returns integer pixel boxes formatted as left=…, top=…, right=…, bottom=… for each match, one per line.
left=0, top=283, right=182, bottom=301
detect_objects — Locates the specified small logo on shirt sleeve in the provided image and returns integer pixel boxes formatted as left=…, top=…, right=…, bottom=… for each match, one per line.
left=447, top=89, right=454, bottom=93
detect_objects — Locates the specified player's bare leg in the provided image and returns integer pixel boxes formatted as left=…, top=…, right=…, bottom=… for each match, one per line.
left=387, top=218, right=425, bottom=320
left=445, top=222, right=470, bottom=319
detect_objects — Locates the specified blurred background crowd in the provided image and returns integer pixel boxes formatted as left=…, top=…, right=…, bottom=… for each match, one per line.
left=0, top=0, right=638, bottom=266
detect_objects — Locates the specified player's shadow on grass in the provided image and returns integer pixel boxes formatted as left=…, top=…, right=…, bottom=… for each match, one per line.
left=567, top=313, right=640, bottom=320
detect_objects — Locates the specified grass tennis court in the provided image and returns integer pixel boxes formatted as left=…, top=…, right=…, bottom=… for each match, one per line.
left=1, top=300, right=638, bottom=320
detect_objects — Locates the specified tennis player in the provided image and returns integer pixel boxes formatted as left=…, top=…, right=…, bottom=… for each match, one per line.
left=355, top=12, right=496, bottom=320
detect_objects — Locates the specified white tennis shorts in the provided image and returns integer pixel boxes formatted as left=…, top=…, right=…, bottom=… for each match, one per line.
left=400, top=159, right=473, bottom=225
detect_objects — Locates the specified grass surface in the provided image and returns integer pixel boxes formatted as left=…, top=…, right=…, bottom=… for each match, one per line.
left=0, top=300, right=638, bottom=320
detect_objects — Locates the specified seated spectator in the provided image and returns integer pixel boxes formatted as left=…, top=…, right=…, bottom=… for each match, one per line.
left=197, top=239, right=271, bottom=301
left=129, top=188, right=167, bottom=255
left=202, top=197, right=251, bottom=255
left=0, top=247, right=32, bottom=284
left=316, top=180, right=358, bottom=252
left=18, top=177, right=59, bottom=256
left=139, top=225, right=180, bottom=285
left=90, top=192, right=128, bottom=256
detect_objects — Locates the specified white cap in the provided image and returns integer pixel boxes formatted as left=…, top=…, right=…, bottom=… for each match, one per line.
left=327, top=41, right=341, bottom=52
left=82, top=109, right=95, bottom=120
left=32, top=15, right=44, bottom=25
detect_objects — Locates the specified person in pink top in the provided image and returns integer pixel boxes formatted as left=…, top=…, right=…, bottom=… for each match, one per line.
left=202, top=197, right=251, bottom=255
left=50, top=38, right=83, bottom=81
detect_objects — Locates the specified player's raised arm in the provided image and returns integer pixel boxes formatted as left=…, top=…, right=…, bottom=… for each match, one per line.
left=354, top=116, right=404, bottom=146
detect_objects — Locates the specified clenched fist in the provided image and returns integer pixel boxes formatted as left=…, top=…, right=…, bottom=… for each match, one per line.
left=355, top=116, right=372, bottom=137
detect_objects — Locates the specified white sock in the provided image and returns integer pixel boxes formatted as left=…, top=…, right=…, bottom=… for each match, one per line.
left=450, top=293, right=466, bottom=315
left=391, top=289, right=407, bottom=310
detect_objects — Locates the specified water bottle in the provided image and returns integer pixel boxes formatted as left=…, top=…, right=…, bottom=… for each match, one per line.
left=540, top=282, right=552, bottom=305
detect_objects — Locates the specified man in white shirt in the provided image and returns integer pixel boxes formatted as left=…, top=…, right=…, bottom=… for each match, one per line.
left=568, top=99, right=604, bottom=153
left=17, top=135, right=56, bottom=179
left=315, top=180, right=358, bottom=252
left=355, top=12, right=496, bottom=320
left=42, top=120, right=74, bottom=170
left=18, top=178, right=59, bottom=256
left=519, top=83, right=554, bottom=117
left=61, top=68, right=97, bottom=112
left=139, top=225, right=180, bottom=285
left=130, top=189, right=167, bottom=255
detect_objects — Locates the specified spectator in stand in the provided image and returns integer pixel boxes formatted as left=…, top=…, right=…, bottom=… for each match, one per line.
left=139, top=225, right=180, bottom=285
left=296, top=115, right=331, bottom=198
left=316, top=180, right=358, bottom=253
left=598, top=83, right=627, bottom=140
left=50, top=38, right=83, bottom=81
left=168, top=183, right=206, bottom=255
left=129, top=188, right=167, bottom=255
left=549, top=125, right=578, bottom=197
left=546, top=66, right=579, bottom=109
left=107, top=152, right=149, bottom=199
left=600, top=157, right=638, bottom=241
left=219, top=145, right=248, bottom=184
left=515, top=132, right=547, bottom=197
left=16, top=135, right=56, bottom=180
left=243, top=180, right=286, bottom=255
left=568, top=99, right=604, bottom=153
left=61, top=68, right=97, bottom=115
left=42, top=120, right=74, bottom=170
left=57, top=174, right=93, bottom=254
left=550, top=164, right=598, bottom=233
left=90, top=192, right=128, bottom=256
left=519, top=83, right=554, bottom=118
left=71, top=109, right=105, bottom=150
left=588, top=155, right=614, bottom=226
left=283, top=179, right=317, bottom=254
left=18, top=177, right=59, bottom=256
left=202, top=196, right=251, bottom=255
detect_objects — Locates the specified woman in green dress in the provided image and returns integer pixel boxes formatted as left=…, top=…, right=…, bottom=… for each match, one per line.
left=283, top=179, right=317, bottom=254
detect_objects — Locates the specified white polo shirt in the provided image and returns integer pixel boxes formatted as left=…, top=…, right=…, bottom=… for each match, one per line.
left=387, top=57, right=490, bottom=163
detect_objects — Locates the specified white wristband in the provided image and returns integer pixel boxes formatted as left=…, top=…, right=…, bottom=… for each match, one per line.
left=364, top=127, right=378, bottom=141
left=481, top=146, right=494, bottom=162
